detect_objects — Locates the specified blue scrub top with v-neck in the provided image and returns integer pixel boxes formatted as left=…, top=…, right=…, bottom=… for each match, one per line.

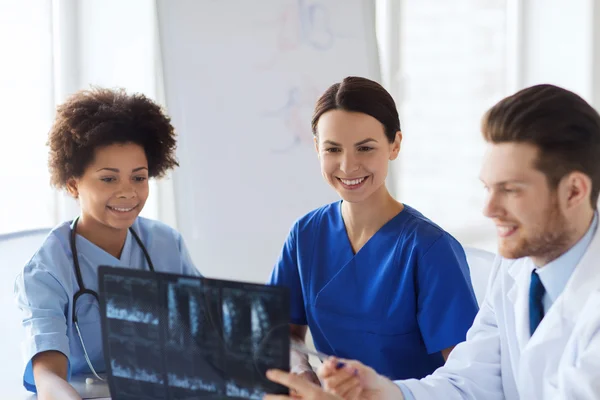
left=268, top=201, right=479, bottom=380
left=13, top=216, right=202, bottom=393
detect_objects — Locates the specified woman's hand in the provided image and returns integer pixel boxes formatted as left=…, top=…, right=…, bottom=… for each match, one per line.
left=297, top=368, right=321, bottom=386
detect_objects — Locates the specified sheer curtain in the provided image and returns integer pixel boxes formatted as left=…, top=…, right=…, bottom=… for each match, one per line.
left=378, top=0, right=516, bottom=252
left=0, top=0, right=176, bottom=235
left=0, top=1, right=55, bottom=234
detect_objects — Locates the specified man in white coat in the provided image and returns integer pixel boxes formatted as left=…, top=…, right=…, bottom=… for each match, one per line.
left=264, top=84, right=600, bottom=400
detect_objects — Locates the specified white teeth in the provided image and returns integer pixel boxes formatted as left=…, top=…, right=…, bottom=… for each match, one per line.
left=340, top=177, right=366, bottom=186
left=110, top=206, right=134, bottom=212
left=498, top=226, right=516, bottom=234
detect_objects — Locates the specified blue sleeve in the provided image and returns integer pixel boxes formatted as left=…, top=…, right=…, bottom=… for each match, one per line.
left=267, top=223, right=306, bottom=325
left=416, top=234, right=479, bottom=354
left=177, top=234, right=202, bottom=277
left=14, top=263, right=72, bottom=392
left=395, top=381, right=417, bottom=400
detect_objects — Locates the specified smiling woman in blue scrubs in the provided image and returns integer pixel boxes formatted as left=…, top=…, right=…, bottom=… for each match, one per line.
left=268, top=77, right=479, bottom=383
left=13, top=88, right=201, bottom=399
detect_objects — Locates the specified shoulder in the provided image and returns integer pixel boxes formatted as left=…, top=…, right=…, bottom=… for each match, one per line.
left=397, top=205, right=463, bottom=255
left=133, top=216, right=183, bottom=244
left=25, top=221, right=71, bottom=269
left=291, top=201, right=340, bottom=235
left=20, top=221, right=73, bottom=283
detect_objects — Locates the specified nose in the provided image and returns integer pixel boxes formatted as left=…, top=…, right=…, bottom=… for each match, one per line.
left=339, top=152, right=359, bottom=174
left=482, top=191, right=504, bottom=219
left=116, top=181, right=137, bottom=199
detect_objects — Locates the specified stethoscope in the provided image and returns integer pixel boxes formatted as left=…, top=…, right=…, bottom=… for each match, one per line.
left=70, top=216, right=155, bottom=383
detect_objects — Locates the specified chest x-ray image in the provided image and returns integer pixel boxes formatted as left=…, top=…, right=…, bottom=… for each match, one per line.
left=98, top=267, right=290, bottom=400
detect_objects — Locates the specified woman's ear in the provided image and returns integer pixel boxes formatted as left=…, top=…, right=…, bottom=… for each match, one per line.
left=389, top=131, right=402, bottom=161
left=66, top=178, right=79, bottom=199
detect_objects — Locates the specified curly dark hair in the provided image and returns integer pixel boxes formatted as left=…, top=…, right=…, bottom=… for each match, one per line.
left=47, top=87, right=179, bottom=189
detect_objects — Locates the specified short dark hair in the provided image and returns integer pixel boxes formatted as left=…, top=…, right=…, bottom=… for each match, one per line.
left=311, top=76, right=400, bottom=143
left=47, top=87, right=179, bottom=189
left=482, top=84, right=600, bottom=207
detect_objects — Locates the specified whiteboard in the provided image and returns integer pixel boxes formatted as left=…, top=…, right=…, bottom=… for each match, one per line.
left=156, top=0, right=380, bottom=282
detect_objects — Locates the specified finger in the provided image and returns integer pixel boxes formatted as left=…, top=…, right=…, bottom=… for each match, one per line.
left=343, top=382, right=362, bottom=400
left=298, top=370, right=321, bottom=386
left=319, top=357, right=337, bottom=378
left=319, top=357, right=347, bottom=378
left=264, top=395, right=293, bottom=400
left=334, top=377, right=361, bottom=399
left=322, top=367, right=357, bottom=391
left=342, top=360, right=380, bottom=388
left=266, top=369, right=318, bottom=395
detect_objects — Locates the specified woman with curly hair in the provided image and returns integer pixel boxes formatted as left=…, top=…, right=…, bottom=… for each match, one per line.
left=14, top=87, right=201, bottom=398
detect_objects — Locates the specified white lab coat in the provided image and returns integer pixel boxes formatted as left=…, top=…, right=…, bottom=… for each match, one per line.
left=401, top=231, right=600, bottom=399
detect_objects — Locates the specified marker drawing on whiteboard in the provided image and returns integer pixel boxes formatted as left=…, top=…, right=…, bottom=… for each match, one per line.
left=255, top=0, right=338, bottom=70
left=262, top=84, right=319, bottom=154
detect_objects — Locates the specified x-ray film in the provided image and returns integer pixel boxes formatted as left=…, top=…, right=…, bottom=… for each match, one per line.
left=98, top=266, right=290, bottom=400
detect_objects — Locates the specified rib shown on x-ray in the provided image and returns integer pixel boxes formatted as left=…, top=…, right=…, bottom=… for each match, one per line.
left=98, top=267, right=290, bottom=399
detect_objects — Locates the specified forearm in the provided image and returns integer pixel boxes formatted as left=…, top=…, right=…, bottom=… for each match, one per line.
left=34, top=369, right=81, bottom=400
left=33, top=351, right=81, bottom=400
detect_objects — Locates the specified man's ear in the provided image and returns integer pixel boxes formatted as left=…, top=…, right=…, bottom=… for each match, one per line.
left=560, top=171, right=591, bottom=210
left=66, top=178, right=79, bottom=199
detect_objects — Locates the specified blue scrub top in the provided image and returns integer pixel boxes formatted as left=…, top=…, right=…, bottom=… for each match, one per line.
left=269, top=202, right=478, bottom=380
left=13, top=216, right=201, bottom=393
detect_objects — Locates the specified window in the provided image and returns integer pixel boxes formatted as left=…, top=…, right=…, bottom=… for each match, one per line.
left=389, top=0, right=513, bottom=251
left=0, top=0, right=164, bottom=235
left=0, top=1, right=54, bottom=234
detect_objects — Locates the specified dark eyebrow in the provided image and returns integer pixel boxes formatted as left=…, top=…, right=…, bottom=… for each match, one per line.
left=322, top=138, right=378, bottom=147
left=96, top=167, right=148, bottom=173
left=355, top=138, right=377, bottom=146
left=496, top=181, right=527, bottom=186
left=479, top=177, right=527, bottom=186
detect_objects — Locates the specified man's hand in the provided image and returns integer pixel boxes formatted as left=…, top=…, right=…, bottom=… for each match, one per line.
left=318, top=358, right=404, bottom=400
left=265, top=369, right=346, bottom=400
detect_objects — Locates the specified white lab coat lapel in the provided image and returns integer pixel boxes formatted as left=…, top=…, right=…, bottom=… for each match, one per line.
left=517, top=229, right=600, bottom=398
left=506, top=258, right=536, bottom=354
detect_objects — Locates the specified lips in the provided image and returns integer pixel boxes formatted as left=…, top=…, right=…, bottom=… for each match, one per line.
left=339, top=177, right=367, bottom=186
left=107, top=204, right=138, bottom=213
left=336, top=176, right=369, bottom=190
left=496, top=225, right=518, bottom=238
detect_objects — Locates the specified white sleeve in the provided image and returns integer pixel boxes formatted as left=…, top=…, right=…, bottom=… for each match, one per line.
left=398, top=257, right=505, bottom=400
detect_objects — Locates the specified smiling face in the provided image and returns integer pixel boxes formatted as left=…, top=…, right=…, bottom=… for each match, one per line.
left=480, top=142, right=574, bottom=263
left=314, top=109, right=401, bottom=204
left=67, top=142, right=149, bottom=232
